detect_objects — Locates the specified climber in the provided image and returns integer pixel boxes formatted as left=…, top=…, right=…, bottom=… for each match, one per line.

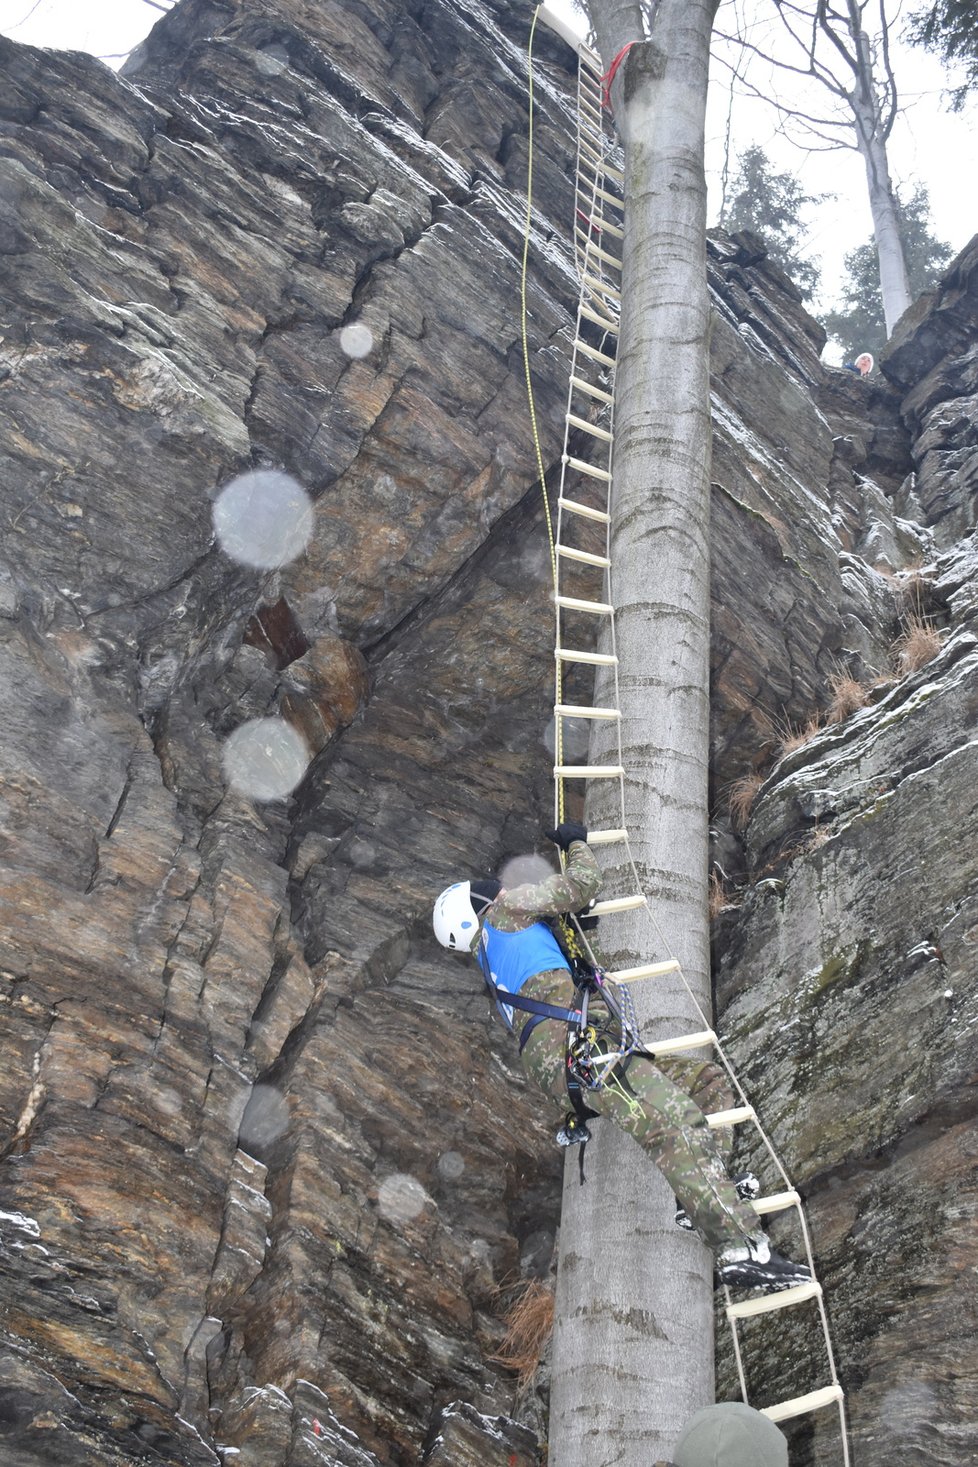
left=432, top=824, right=812, bottom=1292
left=653, top=1402, right=789, bottom=1467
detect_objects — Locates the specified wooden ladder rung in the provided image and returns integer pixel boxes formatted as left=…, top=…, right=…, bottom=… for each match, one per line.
left=579, top=141, right=624, bottom=183
left=606, top=959, right=681, bottom=984
left=646, top=1029, right=716, bottom=1057
left=590, top=893, right=647, bottom=916
left=563, top=456, right=612, bottom=484
left=554, top=764, right=625, bottom=779
left=583, top=273, right=622, bottom=303
left=580, top=304, right=620, bottom=334
left=587, top=827, right=628, bottom=845
left=555, top=595, right=613, bottom=615
left=580, top=214, right=627, bottom=240
left=726, top=1281, right=822, bottom=1319
left=576, top=233, right=623, bottom=271
left=578, top=136, right=606, bottom=165
left=570, top=375, right=614, bottom=405
left=706, top=1105, right=756, bottom=1129
left=753, top=1189, right=801, bottom=1216
left=567, top=412, right=613, bottom=442
left=761, top=1384, right=845, bottom=1424
left=577, top=121, right=607, bottom=153
left=574, top=339, right=617, bottom=369
left=556, top=544, right=610, bottom=568
left=555, top=702, right=619, bottom=719
left=558, top=495, right=610, bottom=524
left=577, top=171, right=625, bottom=209
left=555, top=647, right=617, bottom=666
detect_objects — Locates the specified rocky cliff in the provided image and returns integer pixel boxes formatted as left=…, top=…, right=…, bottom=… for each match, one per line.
left=0, top=1, right=976, bottom=1464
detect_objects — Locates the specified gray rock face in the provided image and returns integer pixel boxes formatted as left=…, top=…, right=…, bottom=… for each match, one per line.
left=0, top=1, right=976, bottom=1465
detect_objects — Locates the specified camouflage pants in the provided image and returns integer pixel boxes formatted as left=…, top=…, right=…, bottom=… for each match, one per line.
left=513, top=970, right=759, bottom=1251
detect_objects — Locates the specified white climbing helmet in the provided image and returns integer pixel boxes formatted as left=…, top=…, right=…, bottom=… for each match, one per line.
left=432, top=882, right=481, bottom=952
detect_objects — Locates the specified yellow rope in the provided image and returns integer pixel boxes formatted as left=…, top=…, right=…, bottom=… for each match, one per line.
left=522, top=4, right=565, bottom=824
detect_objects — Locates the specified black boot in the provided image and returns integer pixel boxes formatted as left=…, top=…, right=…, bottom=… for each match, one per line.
left=715, top=1235, right=812, bottom=1292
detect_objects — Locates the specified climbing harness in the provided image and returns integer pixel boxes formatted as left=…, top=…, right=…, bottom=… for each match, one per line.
left=477, top=903, right=646, bottom=1180
left=522, top=8, right=852, bottom=1459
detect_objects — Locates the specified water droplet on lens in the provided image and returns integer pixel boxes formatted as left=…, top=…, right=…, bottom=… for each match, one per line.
left=437, top=1150, right=465, bottom=1181
left=377, top=1173, right=429, bottom=1224
left=213, top=470, right=313, bottom=569
left=256, top=44, right=289, bottom=75
left=500, top=853, right=555, bottom=889
left=223, top=718, right=310, bottom=801
left=338, top=322, right=374, bottom=359
left=239, top=1084, right=291, bottom=1148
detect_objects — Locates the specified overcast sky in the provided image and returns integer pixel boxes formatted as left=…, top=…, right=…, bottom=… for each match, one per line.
left=2, top=0, right=975, bottom=330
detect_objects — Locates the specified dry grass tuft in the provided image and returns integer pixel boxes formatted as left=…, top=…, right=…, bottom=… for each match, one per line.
left=778, top=713, right=824, bottom=755
left=809, top=823, right=830, bottom=850
left=728, top=772, right=764, bottom=831
left=708, top=870, right=727, bottom=921
left=894, top=614, right=942, bottom=675
left=489, top=1280, right=554, bottom=1387
left=826, top=671, right=868, bottom=723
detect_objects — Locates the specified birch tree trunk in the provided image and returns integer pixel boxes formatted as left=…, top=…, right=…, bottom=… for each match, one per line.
left=848, top=23, right=912, bottom=332
left=548, top=2, right=720, bottom=1463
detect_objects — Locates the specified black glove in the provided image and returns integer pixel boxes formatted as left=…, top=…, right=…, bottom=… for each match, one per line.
left=546, top=821, right=588, bottom=851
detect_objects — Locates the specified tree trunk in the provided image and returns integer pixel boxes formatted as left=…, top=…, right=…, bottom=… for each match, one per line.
left=848, top=24, right=912, bottom=333
left=548, top=2, right=720, bottom=1464
left=853, top=117, right=911, bottom=333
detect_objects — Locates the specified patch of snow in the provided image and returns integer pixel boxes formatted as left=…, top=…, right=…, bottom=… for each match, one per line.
left=440, top=1402, right=507, bottom=1441
left=0, top=1210, right=41, bottom=1237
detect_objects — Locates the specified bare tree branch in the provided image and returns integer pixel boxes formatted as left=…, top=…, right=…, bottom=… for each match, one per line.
left=711, top=48, right=856, bottom=141
left=6, top=0, right=46, bottom=30
left=816, top=0, right=860, bottom=79
left=876, top=0, right=900, bottom=136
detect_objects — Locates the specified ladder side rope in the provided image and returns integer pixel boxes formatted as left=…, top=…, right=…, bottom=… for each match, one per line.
left=521, top=4, right=566, bottom=819
left=526, top=12, right=850, bottom=1457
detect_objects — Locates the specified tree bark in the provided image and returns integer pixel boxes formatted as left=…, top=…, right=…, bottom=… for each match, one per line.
left=848, top=26, right=912, bottom=333
left=548, top=2, right=720, bottom=1463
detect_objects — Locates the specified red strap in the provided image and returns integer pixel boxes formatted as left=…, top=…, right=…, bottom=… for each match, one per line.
left=601, top=41, right=637, bottom=107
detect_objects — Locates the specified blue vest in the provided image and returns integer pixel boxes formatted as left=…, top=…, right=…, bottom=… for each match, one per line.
left=479, top=920, right=571, bottom=1001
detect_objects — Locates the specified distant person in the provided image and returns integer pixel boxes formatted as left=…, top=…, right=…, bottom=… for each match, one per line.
left=844, top=351, right=874, bottom=376
left=653, top=1401, right=789, bottom=1467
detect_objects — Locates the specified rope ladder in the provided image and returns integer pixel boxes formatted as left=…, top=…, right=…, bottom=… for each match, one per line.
left=527, top=9, right=852, bottom=1458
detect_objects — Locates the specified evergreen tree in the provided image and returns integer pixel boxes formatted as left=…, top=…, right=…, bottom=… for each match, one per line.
left=908, top=1, right=978, bottom=110
left=722, top=144, right=823, bottom=299
left=824, top=185, right=953, bottom=361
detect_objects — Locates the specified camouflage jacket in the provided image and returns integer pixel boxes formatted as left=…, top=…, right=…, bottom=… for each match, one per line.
left=483, top=840, right=602, bottom=935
